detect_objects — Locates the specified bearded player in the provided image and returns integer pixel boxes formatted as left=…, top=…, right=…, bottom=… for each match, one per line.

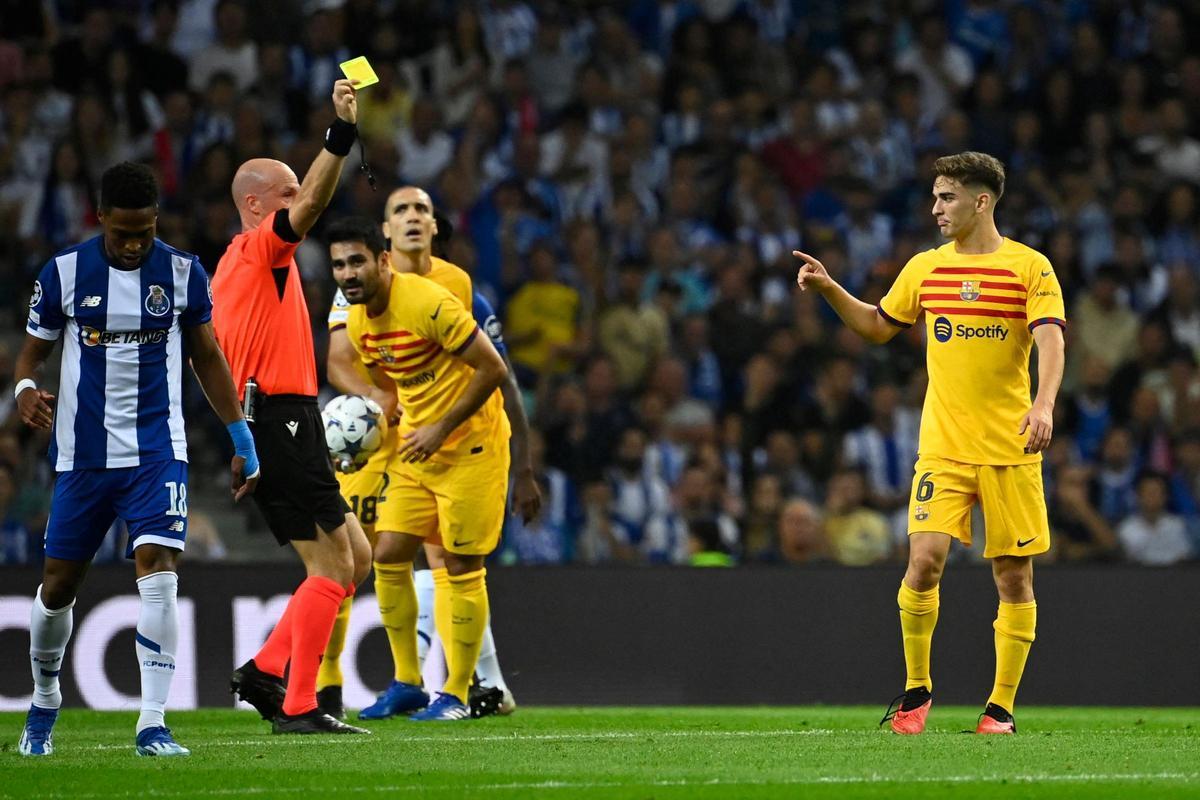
left=795, top=152, right=1065, bottom=735
left=320, top=196, right=536, bottom=720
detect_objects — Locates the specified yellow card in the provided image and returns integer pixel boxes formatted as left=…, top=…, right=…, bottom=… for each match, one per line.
left=339, top=56, right=379, bottom=88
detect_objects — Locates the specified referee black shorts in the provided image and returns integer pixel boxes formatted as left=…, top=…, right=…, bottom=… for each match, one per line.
left=250, top=395, right=350, bottom=545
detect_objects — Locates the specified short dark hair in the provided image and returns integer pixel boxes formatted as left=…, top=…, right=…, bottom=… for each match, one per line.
left=933, top=151, right=1005, bottom=200
left=326, top=216, right=386, bottom=256
left=99, top=162, right=159, bottom=211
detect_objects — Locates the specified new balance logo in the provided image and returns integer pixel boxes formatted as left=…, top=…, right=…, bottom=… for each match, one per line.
left=168, top=520, right=185, bottom=532
left=286, top=420, right=299, bottom=436
left=80, top=295, right=103, bottom=307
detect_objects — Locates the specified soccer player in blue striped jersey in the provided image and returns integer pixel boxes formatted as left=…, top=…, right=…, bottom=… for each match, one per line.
left=13, top=162, right=259, bottom=757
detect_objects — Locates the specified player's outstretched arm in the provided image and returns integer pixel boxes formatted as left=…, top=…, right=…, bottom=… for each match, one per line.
left=793, top=250, right=901, bottom=344
left=185, top=322, right=260, bottom=501
left=499, top=355, right=542, bottom=523
left=289, top=79, right=358, bottom=239
left=14, top=334, right=58, bottom=430
left=1020, top=323, right=1065, bottom=454
left=397, top=333, right=507, bottom=463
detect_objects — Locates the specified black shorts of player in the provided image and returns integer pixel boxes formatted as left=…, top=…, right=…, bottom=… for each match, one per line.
left=250, top=395, right=350, bottom=545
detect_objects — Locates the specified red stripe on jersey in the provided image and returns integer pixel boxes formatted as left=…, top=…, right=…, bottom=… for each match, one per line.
left=920, top=294, right=1026, bottom=305
left=387, top=343, right=441, bottom=367
left=925, top=307, right=1026, bottom=319
left=400, top=347, right=443, bottom=373
left=361, top=335, right=429, bottom=352
left=931, top=267, right=1018, bottom=277
left=361, top=330, right=417, bottom=342
left=920, top=279, right=1025, bottom=291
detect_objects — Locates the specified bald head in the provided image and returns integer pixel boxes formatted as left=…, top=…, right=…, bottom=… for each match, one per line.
left=232, top=158, right=299, bottom=228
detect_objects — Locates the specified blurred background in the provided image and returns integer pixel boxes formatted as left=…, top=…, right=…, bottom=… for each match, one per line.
left=1, top=0, right=1198, bottom=572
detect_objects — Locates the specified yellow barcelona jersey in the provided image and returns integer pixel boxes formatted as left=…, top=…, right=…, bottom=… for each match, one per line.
left=425, top=256, right=473, bottom=309
left=328, top=257, right=473, bottom=376
left=345, top=272, right=509, bottom=464
left=877, top=238, right=1066, bottom=466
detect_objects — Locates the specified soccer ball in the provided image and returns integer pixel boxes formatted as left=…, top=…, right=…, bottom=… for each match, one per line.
left=321, top=394, right=386, bottom=469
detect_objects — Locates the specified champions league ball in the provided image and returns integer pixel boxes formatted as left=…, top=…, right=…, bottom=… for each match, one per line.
left=322, top=394, right=386, bottom=469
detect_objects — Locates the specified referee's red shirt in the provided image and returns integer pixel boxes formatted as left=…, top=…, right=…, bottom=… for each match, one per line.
left=211, top=210, right=317, bottom=399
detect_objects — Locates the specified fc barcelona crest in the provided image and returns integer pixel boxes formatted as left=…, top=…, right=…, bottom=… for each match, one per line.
left=377, top=345, right=396, bottom=363
left=145, top=284, right=171, bottom=316
left=960, top=280, right=980, bottom=302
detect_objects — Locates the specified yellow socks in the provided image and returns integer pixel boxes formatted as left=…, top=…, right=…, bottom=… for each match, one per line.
left=373, top=561, right=421, bottom=685
left=989, top=600, right=1036, bottom=713
left=898, top=582, right=940, bottom=692
left=316, top=596, right=352, bottom=690
left=438, top=568, right=489, bottom=702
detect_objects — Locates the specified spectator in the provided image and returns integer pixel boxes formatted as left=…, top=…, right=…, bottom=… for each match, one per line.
left=1096, top=427, right=1139, bottom=523
left=1049, top=464, right=1119, bottom=562
left=1118, top=472, right=1194, bottom=565
left=504, top=241, right=583, bottom=379
left=189, top=0, right=257, bottom=92
left=396, top=98, right=453, bottom=186
left=775, top=498, right=826, bottom=565
left=1071, top=265, right=1139, bottom=372
left=597, top=260, right=670, bottom=390
left=19, top=138, right=96, bottom=256
left=671, top=462, right=740, bottom=565
left=843, top=382, right=919, bottom=514
left=822, top=469, right=893, bottom=566
left=502, top=430, right=581, bottom=565
left=577, top=426, right=673, bottom=564
left=0, top=462, right=37, bottom=565
left=894, top=14, right=974, bottom=124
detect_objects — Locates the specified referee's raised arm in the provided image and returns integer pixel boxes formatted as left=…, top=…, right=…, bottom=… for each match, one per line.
left=286, top=79, right=358, bottom=237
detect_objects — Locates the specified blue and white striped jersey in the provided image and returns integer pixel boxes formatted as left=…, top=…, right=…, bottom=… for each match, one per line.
left=26, top=236, right=213, bottom=472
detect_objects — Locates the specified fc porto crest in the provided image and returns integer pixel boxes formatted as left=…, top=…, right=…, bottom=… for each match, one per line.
left=959, top=280, right=980, bottom=302
left=145, top=284, right=171, bottom=316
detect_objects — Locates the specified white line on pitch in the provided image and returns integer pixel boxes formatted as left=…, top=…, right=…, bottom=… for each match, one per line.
left=26, top=771, right=1200, bottom=799
left=78, top=727, right=835, bottom=751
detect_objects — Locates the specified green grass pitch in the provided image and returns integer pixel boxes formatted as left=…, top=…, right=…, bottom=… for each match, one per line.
left=3, top=707, right=1198, bottom=799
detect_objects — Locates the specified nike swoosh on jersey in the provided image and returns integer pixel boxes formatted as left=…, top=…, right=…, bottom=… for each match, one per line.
left=1017, top=537, right=1037, bottom=547
left=431, top=301, right=443, bottom=320
left=1040, top=270, right=1052, bottom=277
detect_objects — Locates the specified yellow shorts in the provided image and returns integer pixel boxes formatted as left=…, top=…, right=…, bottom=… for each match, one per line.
left=907, top=455, right=1050, bottom=558
left=376, top=445, right=510, bottom=556
left=334, top=427, right=398, bottom=529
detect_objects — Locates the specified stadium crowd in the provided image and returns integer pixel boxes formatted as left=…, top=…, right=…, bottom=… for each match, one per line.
left=1, top=0, right=1199, bottom=568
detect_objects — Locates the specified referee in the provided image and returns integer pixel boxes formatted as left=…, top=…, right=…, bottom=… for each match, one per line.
left=212, top=79, right=371, bottom=735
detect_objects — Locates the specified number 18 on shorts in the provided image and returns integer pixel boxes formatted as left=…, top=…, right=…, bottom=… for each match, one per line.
left=45, top=460, right=190, bottom=561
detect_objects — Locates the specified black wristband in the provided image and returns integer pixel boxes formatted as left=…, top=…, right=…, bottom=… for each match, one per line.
left=324, top=118, right=357, bottom=157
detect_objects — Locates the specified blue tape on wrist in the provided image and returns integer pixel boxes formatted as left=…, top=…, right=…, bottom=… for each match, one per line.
left=227, top=420, right=260, bottom=479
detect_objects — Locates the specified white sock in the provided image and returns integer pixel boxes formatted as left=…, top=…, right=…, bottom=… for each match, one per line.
left=414, top=568, right=435, bottom=669
left=135, top=572, right=178, bottom=733
left=475, top=617, right=507, bottom=691
left=421, top=630, right=446, bottom=694
left=30, top=586, right=75, bottom=710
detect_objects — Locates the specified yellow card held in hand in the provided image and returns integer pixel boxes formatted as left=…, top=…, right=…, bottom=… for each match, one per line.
left=340, top=56, right=379, bottom=88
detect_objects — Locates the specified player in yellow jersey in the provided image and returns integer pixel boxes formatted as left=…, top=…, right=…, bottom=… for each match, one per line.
left=795, top=152, right=1065, bottom=735
left=317, top=190, right=539, bottom=720
left=323, top=211, right=525, bottom=722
